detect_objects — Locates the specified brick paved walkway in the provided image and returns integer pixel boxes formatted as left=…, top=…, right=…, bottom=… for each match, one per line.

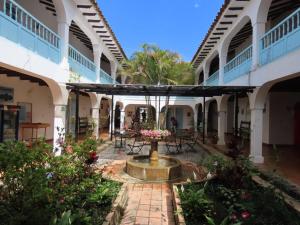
left=120, top=183, right=175, bottom=225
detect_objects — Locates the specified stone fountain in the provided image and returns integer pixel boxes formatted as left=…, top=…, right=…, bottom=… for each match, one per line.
left=126, top=139, right=182, bottom=181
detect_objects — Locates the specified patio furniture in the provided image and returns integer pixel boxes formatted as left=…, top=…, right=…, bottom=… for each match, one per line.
left=20, top=123, right=50, bottom=146
left=126, top=134, right=144, bottom=155
left=165, top=135, right=180, bottom=154
left=182, top=132, right=201, bottom=152
left=239, top=121, right=250, bottom=140
left=114, top=130, right=126, bottom=148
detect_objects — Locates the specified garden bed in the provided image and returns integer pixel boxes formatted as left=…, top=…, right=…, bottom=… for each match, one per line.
left=174, top=156, right=300, bottom=225
left=0, top=139, right=123, bottom=225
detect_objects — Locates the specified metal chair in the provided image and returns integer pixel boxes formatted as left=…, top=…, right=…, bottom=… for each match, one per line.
left=165, top=135, right=180, bottom=154
left=126, top=134, right=144, bottom=155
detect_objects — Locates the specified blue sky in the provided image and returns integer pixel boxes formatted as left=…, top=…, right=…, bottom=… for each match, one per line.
left=99, top=0, right=224, bottom=61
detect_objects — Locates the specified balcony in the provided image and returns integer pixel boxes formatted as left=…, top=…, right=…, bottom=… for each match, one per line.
left=260, top=7, right=300, bottom=65
left=206, top=70, right=219, bottom=86
left=224, top=45, right=252, bottom=83
left=100, top=68, right=114, bottom=84
left=68, top=45, right=96, bottom=82
left=0, top=0, right=60, bottom=63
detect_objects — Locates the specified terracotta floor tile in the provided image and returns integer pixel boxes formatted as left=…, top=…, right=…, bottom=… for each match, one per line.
left=149, top=217, right=162, bottom=225
left=151, top=200, right=162, bottom=206
left=150, top=205, right=162, bottom=212
left=138, top=204, right=151, bottom=211
left=135, top=216, right=149, bottom=225
left=136, top=210, right=149, bottom=217
left=140, top=198, right=151, bottom=204
left=150, top=210, right=162, bottom=218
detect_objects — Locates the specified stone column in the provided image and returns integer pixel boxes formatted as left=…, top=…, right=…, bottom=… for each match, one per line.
left=193, top=108, right=198, bottom=132
left=53, top=104, right=67, bottom=156
left=108, top=99, right=115, bottom=134
left=250, top=108, right=264, bottom=163
left=219, top=52, right=226, bottom=85
left=252, top=22, right=266, bottom=71
left=110, top=61, right=118, bottom=84
left=203, top=61, right=209, bottom=85
left=91, top=107, right=100, bottom=138
left=58, top=21, right=70, bottom=70
left=93, top=44, right=103, bottom=83
left=217, top=110, right=226, bottom=145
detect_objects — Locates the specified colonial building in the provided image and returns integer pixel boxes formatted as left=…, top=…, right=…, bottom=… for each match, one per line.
left=192, top=0, right=300, bottom=164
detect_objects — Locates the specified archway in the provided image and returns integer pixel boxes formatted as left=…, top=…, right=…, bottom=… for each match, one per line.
left=124, top=104, right=156, bottom=129
left=161, top=105, right=194, bottom=130
left=207, top=100, right=218, bottom=136
left=114, top=101, right=124, bottom=130
left=99, top=98, right=111, bottom=139
left=66, top=91, right=92, bottom=138
left=196, top=103, right=203, bottom=131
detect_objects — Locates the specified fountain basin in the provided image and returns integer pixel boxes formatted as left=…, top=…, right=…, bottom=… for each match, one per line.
left=126, top=155, right=182, bottom=181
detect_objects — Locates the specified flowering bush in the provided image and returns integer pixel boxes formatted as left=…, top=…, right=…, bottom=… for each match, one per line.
left=0, top=140, right=120, bottom=225
left=178, top=156, right=300, bottom=225
left=140, top=129, right=171, bottom=140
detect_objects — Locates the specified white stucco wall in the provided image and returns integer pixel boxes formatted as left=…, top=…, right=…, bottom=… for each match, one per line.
left=0, top=75, right=54, bottom=140
left=267, top=92, right=300, bottom=145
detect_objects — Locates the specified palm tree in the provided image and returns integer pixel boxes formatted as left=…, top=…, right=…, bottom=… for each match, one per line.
left=120, top=44, right=195, bottom=129
left=121, top=44, right=194, bottom=85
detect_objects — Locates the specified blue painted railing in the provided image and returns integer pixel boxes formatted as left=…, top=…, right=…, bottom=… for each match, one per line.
left=224, top=45, right=252, bottom=83
left=206, top=70, right=219, bottom=86
left=260, top=7, right=300, bottom=65
left=100, top=68, right=114, bottom=84
left=0, top=0, right=60, bottom=63
left=68, top=45, right=96, bottom=82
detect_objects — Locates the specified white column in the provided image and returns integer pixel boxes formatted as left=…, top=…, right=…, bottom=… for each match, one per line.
left=252, top=22, right=266, bottom=71
left=91, top=107, right=100, bottom=138
left=250, top=108, right=264, bottom=163
left=204, top=103, right=209, bottom=135
left=120, top=111, right=125, bottom=131
left=193, top=109, right=198, bottom=132
left=53, top=104, right=67, bottom=155
left=58, top=21, right=70, bottom=70
left=217, top=111, right=226, bottom=145
left=110, top=61, right=118, bottom=84
left=203, top=62, right=209, bottom=85
left=109, top=99, right=115, bottom=134
left=93, top=45, right=103, bottom=83
left=219, top=52, right=226, bottom=85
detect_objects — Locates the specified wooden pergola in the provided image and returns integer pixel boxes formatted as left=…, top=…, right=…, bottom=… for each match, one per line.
left=66, top=83, right=255, bottom=142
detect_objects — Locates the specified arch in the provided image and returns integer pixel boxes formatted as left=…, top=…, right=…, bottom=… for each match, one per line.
left=220, top=15, right=253, bottom=63
left=101, top=53, right=112, bottom=75
left=207, top=99, right=218, bottom=134
left=52, top=0, right=72, bottom=24
left=204, top=50, right=219, bottom=76
left=255, top=0, right=272, bottom=24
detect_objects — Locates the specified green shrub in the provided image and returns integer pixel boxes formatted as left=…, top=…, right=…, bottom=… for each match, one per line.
left=0, top=140, right=120, bottom=225
left=179, top=157, right=300, bottom=225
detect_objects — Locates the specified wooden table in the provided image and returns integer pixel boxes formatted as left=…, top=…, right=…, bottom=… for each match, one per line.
left=20, top=123, right=50, bottom=143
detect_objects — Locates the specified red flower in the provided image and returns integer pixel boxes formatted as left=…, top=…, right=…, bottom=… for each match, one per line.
left=241, top=211, right=251, bottom=219
left=89, top=151, right=97, bottom=159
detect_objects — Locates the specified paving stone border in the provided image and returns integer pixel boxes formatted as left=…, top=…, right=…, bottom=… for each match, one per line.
left=102, top=183, right=129, bottom=225
left=172, top=184, right=186, bottom=225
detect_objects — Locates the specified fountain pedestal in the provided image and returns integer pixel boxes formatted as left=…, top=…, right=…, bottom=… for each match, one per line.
left=126, top=139, right=182, bottom=181
left=150, top=140, right=159, bottom=161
